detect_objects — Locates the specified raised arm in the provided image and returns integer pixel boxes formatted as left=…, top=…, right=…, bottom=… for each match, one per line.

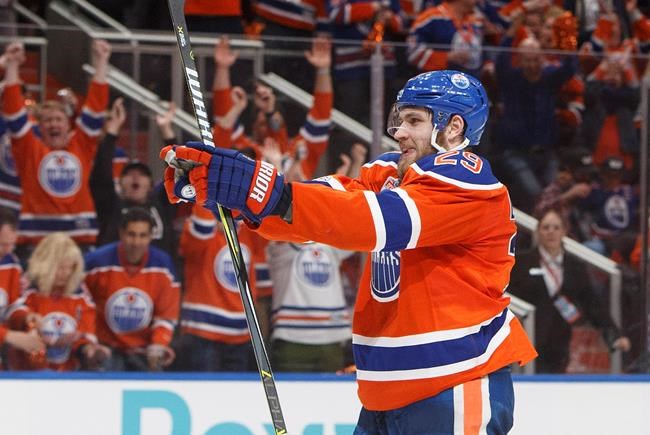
left=1, top=42, right=24, bottom=86
left=305, top=36, right=332, bottom=94
left=90, top=39, right=111, bottom=84
left=155, top=102, right=177, bottom=145
left=212, top=36, right=238, bottom=92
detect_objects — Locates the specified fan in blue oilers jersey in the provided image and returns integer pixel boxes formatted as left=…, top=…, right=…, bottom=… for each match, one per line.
left=160, top=70, right=537, bottom=434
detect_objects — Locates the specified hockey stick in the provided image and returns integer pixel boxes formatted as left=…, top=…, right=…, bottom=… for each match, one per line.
left=166, top=1, right=288, bottom=433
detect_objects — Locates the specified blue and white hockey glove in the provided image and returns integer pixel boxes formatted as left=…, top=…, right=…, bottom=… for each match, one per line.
left=160, top=142, right=291, bottom=223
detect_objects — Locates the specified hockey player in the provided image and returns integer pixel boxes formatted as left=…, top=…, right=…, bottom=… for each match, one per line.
left=161, top=70, right=537, bottom=433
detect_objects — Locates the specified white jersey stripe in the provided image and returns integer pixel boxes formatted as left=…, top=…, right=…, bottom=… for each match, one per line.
left=364, top=191, right=386, bottom=252
left=479, top=376, right=491, bottom=435
left=453, top=383, right=464, bottom=435
left=393, top=187, right=421, bottom=249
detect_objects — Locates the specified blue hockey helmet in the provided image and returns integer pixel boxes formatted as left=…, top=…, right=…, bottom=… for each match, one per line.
left=387, top=70, right=488, bottom=146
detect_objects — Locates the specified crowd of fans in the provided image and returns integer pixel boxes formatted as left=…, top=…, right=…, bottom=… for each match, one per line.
left=0, top=0, right=649, bottom=374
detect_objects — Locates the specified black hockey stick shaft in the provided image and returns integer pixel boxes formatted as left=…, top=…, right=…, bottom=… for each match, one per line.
left=166, top=1, right=288, bottom=433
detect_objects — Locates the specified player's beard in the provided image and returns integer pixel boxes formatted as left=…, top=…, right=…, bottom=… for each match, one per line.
left=397, top=134, right=439, bottom=179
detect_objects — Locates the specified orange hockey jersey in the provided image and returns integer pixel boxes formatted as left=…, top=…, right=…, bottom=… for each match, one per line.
left=179, top=205, right=271, bottom=344
left=258, top=150, right=537, bottom=410
left=9, top=286, right=97, bottom=371
left=84, top=242, right=180, bottom=351
left=0, top=253, right=22, bottom=344
left=1, top=82, right=108, bottom=245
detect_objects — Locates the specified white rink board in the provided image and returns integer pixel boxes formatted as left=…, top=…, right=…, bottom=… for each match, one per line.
left=0, top=374, right=647, bottom=435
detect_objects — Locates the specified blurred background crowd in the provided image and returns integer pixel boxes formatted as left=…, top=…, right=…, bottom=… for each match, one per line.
left=0, top=0, right=649, bottom=375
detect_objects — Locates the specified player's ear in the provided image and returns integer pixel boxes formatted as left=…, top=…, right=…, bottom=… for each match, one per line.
left=447, top=115, right=465, bottom=142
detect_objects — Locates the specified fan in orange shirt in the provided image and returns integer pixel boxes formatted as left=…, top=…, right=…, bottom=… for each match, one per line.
left=84, top=207, right=180, bottom=371
left=7, top=233, right=109, bottom=371
left=1, top=40, right=111, bottom=252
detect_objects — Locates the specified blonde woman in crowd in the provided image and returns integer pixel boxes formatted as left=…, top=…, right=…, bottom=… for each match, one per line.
left=7, top=233, right=109, bottom=370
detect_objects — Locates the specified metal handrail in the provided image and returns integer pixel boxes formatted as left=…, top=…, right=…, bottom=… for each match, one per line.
left=82, top=63, right=201, bottom=136
left=67, top=0, right=132, bottom=35
left=13, top=2, right=47, bottom=30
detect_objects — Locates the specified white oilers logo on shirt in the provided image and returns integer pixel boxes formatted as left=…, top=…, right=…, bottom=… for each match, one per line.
left=0, top=137, right=17, bottom=177
left=38, top=151, right=82, bottom=198
left=39, top=312, right=77, bottom=364
left=214, top=244, right=251, bottom=292
left=296, top=245, right=333, bottom=287
left=450, top=72, right=471, bottom=89
left=105, top=287, right=153, bottom=333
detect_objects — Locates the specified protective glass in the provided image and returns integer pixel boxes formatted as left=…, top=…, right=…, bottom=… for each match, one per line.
left=386, top=105, right=433, bottom=138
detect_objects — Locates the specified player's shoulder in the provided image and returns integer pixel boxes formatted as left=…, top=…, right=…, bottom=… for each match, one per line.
left=409, top=149, right=503, bottom=190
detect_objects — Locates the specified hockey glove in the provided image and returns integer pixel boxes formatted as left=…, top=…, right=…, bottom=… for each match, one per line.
left=160, top=142, right=291, bottom=223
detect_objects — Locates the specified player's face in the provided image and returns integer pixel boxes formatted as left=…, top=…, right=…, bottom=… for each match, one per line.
left=0, top=224, right=17, bottom=257
left=39, top=108, right=70, bottom=150
left=537, top=211, right=566, bottom=253
left=393, top=108, right=435, bottom=178
left=119, top=221, right=153, bottom=264
left=120, top=170, right=153, bottom=204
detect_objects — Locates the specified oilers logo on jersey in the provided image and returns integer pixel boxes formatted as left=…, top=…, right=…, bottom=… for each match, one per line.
left=38, top=151, right=82, bottom=198
left=105, top=287, right=153, bottom=333
left=295, top=244, right=333, bottom=287
left=371, top=251, right=401, bottom=302
left=39, top=312, right=77, bottom=364
left=214, top=244, right=251, bottom=292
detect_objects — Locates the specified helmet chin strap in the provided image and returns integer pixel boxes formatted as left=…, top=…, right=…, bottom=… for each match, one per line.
left=430, top=128, right=470, bottom=153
